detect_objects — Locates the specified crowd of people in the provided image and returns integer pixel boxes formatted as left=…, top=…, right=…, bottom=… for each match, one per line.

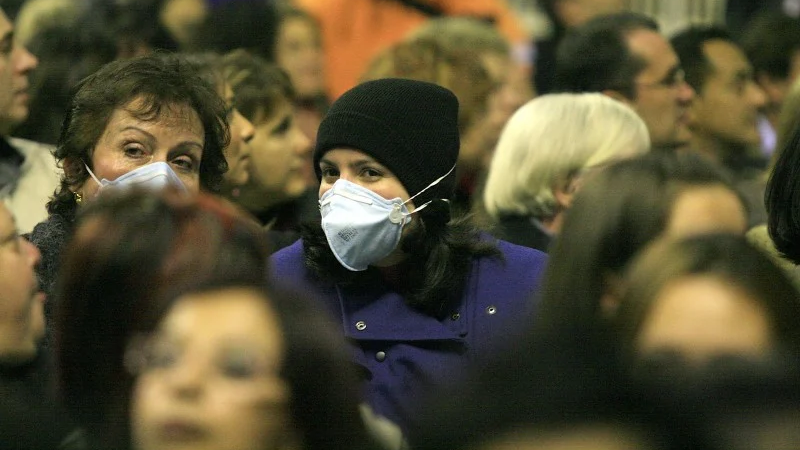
left=2, top=0, right=800, bottom=449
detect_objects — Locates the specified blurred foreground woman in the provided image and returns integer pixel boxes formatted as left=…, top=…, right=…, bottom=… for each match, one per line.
left=55, top=189, right=372, bottom=450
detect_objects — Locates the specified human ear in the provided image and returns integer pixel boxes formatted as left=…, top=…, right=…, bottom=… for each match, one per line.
left=552, top=174, right=580, bottom=210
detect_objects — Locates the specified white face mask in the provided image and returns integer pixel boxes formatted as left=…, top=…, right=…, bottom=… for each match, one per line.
left=84, top=162, right=188, bottom=195
left=319, top=164, right=455, bottom=271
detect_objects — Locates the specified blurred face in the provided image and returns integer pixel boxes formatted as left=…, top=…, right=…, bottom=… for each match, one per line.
left=318, top=148, right=413, bottom=208
left=689, top=40, right=767, bottom=150
left=758, top=50, right=800, bottom=120
left=222, top=85, right=256, bottom=187
left=664, top=185, right=747, bottom=237
left=132, top=288, right=295, bottom=450
left=0, top=9, right=38, bottom=134
left=0, top=204, right=43, bottom=365
left=626, top=29, right=695, bottom=150
left=466, top=53, right=530, bottom=171
left=159, top=0, right=208, bottom=48
left=76, top=98, right=205, bottom=200
left=636, top=275, right=772, bottom=364
left=247, top=101, right=311, bottom=202
left=275, top=16, right=325, bottom=98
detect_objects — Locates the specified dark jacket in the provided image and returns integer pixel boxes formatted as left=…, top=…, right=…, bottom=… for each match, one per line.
left=269, top=237, right=548, bottom=432
left=0, top=352, right=78, bottom=449
left=491, top=214, right=554, bottom=254
left=27, top=212, right=73, bottom=347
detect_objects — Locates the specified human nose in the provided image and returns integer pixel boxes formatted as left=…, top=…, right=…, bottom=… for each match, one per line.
left=236, top=110, right=255, bottom=144
left=749, top=82, right=767, bottom=109
left=14, top=45, right=38, bottom=74
left=292, top=126, right=311, bottom=156
left=22, top=237, right=40, bottom=267
left=166, top=359, right=206, bottom=400
left=676, top=79, right=694, bottom=104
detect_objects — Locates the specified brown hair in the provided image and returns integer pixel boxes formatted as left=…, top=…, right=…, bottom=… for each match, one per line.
left=220, top=49, right=295, bottom=124
left=54, top=189, right=267, bottom=449
left=361, top=38, right=495, bottom=136
left=50, top=53, right=230, bottom=221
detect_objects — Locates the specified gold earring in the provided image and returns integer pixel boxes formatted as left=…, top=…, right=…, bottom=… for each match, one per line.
left=74, top=191, right=83, bottom=204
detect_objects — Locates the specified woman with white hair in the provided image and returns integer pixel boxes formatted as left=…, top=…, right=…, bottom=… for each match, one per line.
left=483, top=93, right=650, bottom=252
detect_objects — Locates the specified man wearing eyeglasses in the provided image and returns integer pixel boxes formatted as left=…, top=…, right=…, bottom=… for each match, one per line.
left=554, top=12, right=695, bottom=152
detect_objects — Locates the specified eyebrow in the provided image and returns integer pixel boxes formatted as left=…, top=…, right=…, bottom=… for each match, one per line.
left=120, top=126, right=204, bottom=151
left=319, top=157, right=381, bottom=170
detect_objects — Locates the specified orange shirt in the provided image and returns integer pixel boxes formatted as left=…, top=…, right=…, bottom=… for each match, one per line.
left=295, top=0, right=529, bottom=100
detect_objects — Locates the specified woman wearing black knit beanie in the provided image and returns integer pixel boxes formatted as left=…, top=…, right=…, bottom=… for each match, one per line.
left=270, top=78, right=548, bottom=440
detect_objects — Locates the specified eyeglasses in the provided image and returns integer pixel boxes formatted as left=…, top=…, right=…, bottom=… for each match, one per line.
left=635, top=68, right=686, bottom=90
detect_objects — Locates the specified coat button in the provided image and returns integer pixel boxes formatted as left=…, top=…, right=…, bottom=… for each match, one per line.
left=451, top=312, right=460, bottom=321
left=376, top=351, right=386, bottom=362
left=355, top=321, right=367, bottom=331
left=486, top=305, right=497, bottom=315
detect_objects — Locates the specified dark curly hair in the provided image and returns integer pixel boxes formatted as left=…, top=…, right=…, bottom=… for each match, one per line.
left=48, top=52, right=230, bottom=222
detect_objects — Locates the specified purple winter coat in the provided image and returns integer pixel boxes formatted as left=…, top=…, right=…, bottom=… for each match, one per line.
left=269, top=237, right=548, bottom=432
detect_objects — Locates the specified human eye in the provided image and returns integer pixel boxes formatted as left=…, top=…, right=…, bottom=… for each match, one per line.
left=271, top=116, right=292, bottom=136
left=141, top=338, right=181, bottom=371
left=9, top=234, right=20, bottom=253
left=320, top=165, right=339, bottom=181
left=360, top=166, right=384, bottom=180
left=123, top=141, right=147, bottom=158
left=0, top=35, right=13, bottom=56
left=731, top=78, right=748, bottom=95
left=170, top=154, right=198, bottom=173
left=219, top=350, right=260, bottom=379
left=0, top=230, right=22, bottom=253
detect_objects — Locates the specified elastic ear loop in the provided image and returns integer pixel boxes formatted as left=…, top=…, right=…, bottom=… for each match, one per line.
left=389, top=163, right=457, bottom=223
left=83, top=162, right=104, bottom=186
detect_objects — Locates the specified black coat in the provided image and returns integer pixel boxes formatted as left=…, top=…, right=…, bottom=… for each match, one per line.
left=491, top=214, right=553, bottom=254
left=0, top=352, right=78, bottom=449
left=27, top=212, right=73, bottom=347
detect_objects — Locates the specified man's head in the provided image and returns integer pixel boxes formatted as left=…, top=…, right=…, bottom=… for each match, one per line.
left=741, top=12, right=800, bottom=121
left=555, top=12, right=694, bottom=150
left=0, top=202, right=43, bottom=365
left=0, top=7, right=37, bottom=135
left=672, top=27, right=766, bottom=158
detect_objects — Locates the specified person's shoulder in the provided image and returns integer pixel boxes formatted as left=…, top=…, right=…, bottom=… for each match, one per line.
left=481, top=233, right=548, bottom=266
left=269, top=238, right=306, bottom=276
left=8, top=137, right=59, bottom=176
left=7, top=137, right=55, bottom=156
left=473, top=234, right=548, bottom=289
left=498, top=238, right=548, bottom=258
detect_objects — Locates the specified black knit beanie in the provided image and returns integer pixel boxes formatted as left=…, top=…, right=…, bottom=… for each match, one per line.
left=314, top=78, right=460, bottom=206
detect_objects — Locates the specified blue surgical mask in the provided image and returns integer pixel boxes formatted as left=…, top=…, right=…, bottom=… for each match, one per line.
left=85, top=162, right=188, bottom=195
left=319, top=164, right=455, bottom=271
